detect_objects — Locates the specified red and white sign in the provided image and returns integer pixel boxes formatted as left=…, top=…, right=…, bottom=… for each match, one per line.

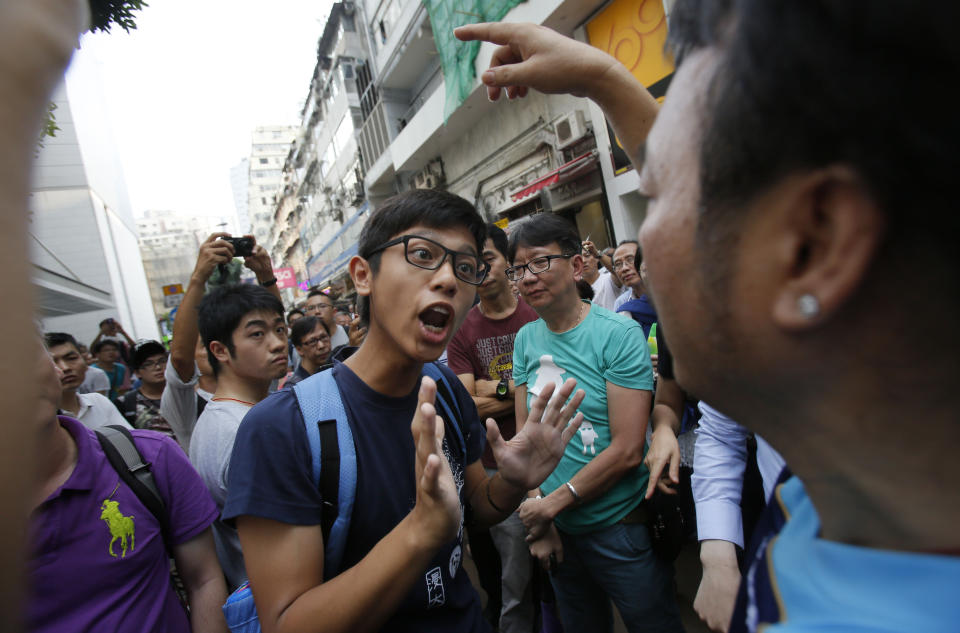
left=273, top=267, right=298, bottom=289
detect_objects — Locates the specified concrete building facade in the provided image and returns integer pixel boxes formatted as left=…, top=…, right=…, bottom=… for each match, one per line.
left=136, top=209, right=232, bottom=319
left=30, top=73, right=159, bottom=345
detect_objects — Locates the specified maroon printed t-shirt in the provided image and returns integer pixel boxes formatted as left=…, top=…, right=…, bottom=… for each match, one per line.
left=448, top=299, right=539, bottom=468
left=27, top=416, right=219, bottom=633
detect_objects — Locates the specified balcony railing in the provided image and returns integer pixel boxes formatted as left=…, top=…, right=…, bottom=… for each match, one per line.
left=358, top=99, right=390, bottom=172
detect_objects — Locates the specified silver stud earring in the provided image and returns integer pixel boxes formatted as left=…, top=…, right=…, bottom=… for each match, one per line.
left=798, top=294, right=820, bottom=319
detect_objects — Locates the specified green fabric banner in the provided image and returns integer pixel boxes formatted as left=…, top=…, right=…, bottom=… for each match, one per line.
left=422, top=0, right=526, bottom=120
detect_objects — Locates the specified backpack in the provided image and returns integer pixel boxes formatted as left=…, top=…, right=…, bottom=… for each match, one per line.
left=121, top=390, right=207, bottom=426
left=94, top=425, right=189, bottom=606
left=222, top=363, right=465, bottom=633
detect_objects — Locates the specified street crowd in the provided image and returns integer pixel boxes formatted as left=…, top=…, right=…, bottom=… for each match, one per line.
left=16, top=0, right=959, bottom=632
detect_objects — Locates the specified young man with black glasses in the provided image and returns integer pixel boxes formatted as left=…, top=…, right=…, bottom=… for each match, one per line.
left=285, top=315, right=332, bottom=387
left=506, top=214, right=683, bottom=633
left=120, top=339, right=175, bottom=438
left=224, top=189, right=585, bottom=633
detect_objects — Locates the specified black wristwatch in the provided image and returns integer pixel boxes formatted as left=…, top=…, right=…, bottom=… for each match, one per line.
left=495, top=377, right=509, bottom=400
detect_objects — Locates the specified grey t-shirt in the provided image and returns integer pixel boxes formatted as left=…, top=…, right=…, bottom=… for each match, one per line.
left=330, top=323, right=349, bottom=350
left=189, top=399, right=251, bottom=591
left=159, top=359, right=212, bottom=452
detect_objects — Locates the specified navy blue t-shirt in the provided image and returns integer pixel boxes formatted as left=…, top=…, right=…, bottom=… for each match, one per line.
left=224, top=361, right=487, bottom=633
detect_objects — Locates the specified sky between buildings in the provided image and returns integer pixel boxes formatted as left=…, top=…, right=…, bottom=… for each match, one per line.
left=66, top=0, right=335, bottom=222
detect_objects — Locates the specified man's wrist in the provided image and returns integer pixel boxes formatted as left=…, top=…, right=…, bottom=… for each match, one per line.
left=699, top=539, right=739, bottom=569
left=652, top=419, right=680, bottom=437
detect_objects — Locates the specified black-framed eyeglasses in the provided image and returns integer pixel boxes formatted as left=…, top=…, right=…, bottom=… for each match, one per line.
left=301, top=334, right=330, bottom=347
left=139, top=357, right=167, bottom=370
left=367, top=234, right=489, bottom=286
left=505, top=254, right=574, bottom=282
left=612, top=259, right=635, bottom=271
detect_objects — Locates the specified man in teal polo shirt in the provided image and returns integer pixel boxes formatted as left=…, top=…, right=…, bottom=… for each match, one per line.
left=508, top=214, right=682, bottom=633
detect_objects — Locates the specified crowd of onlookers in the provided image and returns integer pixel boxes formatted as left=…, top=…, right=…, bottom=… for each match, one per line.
left=16, top=1, right=959, bottom=632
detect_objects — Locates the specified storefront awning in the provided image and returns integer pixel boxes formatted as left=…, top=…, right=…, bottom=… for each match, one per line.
left=510, top=151, right=598, bottom=202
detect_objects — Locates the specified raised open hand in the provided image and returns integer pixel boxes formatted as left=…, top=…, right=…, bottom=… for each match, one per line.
left=489, top=378, right=584, bottom=491
left=409, top=377, right=461, bottom=549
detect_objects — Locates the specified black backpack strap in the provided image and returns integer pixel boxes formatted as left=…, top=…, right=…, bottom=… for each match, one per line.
left=121, top=391, right=138, bottom=422
left=317, top=419, right=340, bottom=546
left=95, top=424, right=172, bottom=553
left=196, top=393, right=208, bottom=417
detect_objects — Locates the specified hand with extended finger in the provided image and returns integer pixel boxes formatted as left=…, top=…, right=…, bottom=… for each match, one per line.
left=454, top=22, right=620, bottom=102
left=528, top=523, right=564, bottom=572
left=519, top=496, right=554, bottom=542
left=409, top=377, right=462, bottom=549
left=490, top=378, right=585, bottom=491
left=192, top=232, right=234, bottom=282
left=644, top=425, right=681, bottom=499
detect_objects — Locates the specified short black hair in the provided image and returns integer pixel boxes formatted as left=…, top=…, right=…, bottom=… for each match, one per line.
left=576, top=279, right=595, bottom=301
left=486, top=223, right=509, bottom=259
left=44, top=332, right=80, bottom=353
left=307, top=289, right=329, bottom=301
left=132, top=340, right=166, bottom=370
left=615, top=239, right=641, bottom=266
left=334, top=307, right=351, bottom=316
left=198, top=284, right=285, bottom=376
left=287, top=308, right=305, bottom=323
left=507, top=214, right=580, bottom=263
left=290, top=316, right=330, bottom=347
left=92, top=339, right=120, bottom=355
left=668, top=0, right=960, bottom=263
left=356, top=189, right=486, bottom=323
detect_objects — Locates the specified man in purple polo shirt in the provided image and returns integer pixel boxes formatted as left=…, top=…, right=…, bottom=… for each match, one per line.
left=28, top=345, right=228, bottom=633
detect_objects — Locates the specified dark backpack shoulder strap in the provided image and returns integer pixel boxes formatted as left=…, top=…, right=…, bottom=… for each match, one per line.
left=95, top=425, right=171, bottom=552
left=292, top=368, right=356, bottom=580
left=196, top=393, right=207, bottom=417
left=121, top=390, right=138, bottom=420
left=423, top=362, right=466, bottom=457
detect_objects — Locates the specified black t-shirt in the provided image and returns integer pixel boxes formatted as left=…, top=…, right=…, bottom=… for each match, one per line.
left=224, top=361, right=487, bottom=633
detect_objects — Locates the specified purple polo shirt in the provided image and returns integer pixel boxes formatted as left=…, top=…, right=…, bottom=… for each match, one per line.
left=28, top=416, right=219, bottom=633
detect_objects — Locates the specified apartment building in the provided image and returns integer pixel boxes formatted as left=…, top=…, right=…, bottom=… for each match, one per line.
left=249, top=126, right=297, bottom=250
left=355, top=0, right=674, bottom=253
left=270, top=0, right=675, bottom=294
left=270, top=2, right=370, bottom=300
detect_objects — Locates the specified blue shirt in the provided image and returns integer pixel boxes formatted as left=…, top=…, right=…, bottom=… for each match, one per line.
left=731, top=476, right=960, bottom=632
left=693, top=402, right=786, bottom=546
left=223, top=361, right=487, bottom=633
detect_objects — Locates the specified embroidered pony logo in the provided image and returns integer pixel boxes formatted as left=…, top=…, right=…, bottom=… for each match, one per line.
left=100, top=499, right=135, bottom=558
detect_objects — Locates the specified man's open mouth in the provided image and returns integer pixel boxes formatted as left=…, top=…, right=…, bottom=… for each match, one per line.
left=419, top=305, right=452, bottom=334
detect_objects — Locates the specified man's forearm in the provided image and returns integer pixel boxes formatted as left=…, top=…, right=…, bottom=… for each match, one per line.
left=539, top=441, right=643, bottom=519
left=651, top=403, right=681, bottom=436
left=588, top=62, right=659, bottom=169
left=474, top=395, right=513, bottom=419
left=468, top=472, right=527, bottom=528
left=170, top=276, right=205, bottom=381
left=187, top=575, right=228, bottom=633
left=258, top=516, right=449, bottom=633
